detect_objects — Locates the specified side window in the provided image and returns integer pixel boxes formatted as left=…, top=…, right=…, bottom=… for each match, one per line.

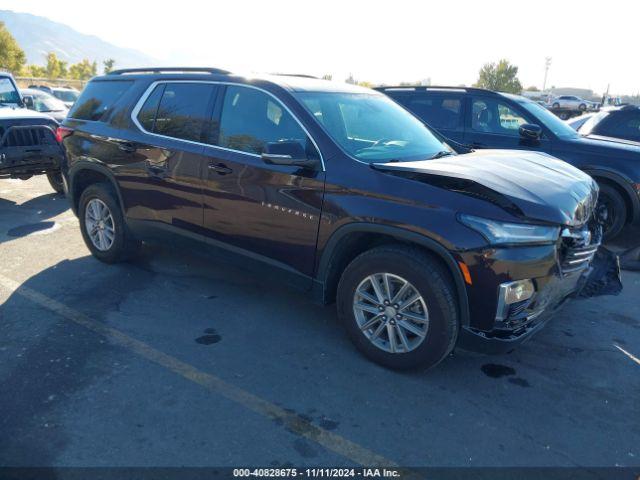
left=69, top=80, right=133, bottom=121
left=218, top=85, right=317, bottom=157
left=404, top=95, right=462, bottom=130
left=471, top=98, right=529, bottom=136
left=153, top=83, right=216, bottom=142
left=136, top=84, right=164, bottom=132
left=599, top=112, right=640, bottom=140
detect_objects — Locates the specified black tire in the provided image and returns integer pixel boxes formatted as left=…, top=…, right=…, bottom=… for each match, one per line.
left=579, top=103, right=586, bottom=111
left=46, top=171, right=65, bottom=194
left=78, top=183, right=139, bottom=263
left=559, top=112, right=570, bottom=120
left=337, top=245, right=459, bottom=370
left=552, top=102, right=560, bottom=109
left=598, top=183, right=626, bottom=241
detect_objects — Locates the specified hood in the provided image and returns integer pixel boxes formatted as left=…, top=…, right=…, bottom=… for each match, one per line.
left=373, top=150, right=598, bottom=226
left=0, top=105, right=53, bottom=122
left=584, top=134, right=640, bottom=148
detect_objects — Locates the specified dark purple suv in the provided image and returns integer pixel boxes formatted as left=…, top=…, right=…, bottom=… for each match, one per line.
left=60, top=68, right=620, bottom=370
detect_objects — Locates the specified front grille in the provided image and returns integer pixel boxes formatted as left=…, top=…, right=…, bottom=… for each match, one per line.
left=0, top=126, right=57, bottom=148
left=559, top=226, right=600, bottom=275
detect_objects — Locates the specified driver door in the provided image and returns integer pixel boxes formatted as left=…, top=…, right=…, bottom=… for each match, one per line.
left=463, top=96, right=550, bottom=152
left=200, top=85, right=325, bottom=283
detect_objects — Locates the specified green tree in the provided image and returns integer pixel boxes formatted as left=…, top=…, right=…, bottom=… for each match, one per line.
left=0, top=21, right=27, bottom=73
left=45, top=52, right=68, bottom=79
left=474, top=59, right=523, bottom=94
left=23, top=64, right=46, bottom=78
left=69, top=59, right=97, bottom=80
left=103, top=58, right=116, bottom=74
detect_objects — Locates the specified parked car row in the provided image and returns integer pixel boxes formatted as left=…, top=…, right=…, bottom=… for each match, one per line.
left=54, top=68, right=623, bottom=371
left=28, top=84, right=80, bottom=108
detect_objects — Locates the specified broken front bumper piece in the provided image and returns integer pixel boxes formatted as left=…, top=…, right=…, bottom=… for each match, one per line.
left=457, top=246, right=622, bottom=354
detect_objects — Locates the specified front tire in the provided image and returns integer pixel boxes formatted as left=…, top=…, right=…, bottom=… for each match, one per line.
left=337, top=245, right=459, bottom=370
left=579, top=103, right=587, bottom=111
left=598, top=183, right=626, bottom=241
left=552, top=102, right=560, bottom=109
left=46, top=171, right=65, bottom=194
left=78, top=183, right=139, bottom=263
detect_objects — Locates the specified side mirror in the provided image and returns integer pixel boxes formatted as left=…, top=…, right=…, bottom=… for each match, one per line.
left=519, top=123, right=542, bottom=141
left=261, top=141, right=318, bottom=169
left=22, top=95, right=35, bottom=109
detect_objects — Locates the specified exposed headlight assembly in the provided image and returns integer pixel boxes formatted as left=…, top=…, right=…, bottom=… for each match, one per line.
left=459, top=214, right=560, bottom=246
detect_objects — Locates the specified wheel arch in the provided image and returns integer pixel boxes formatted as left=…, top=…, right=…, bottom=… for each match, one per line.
left=583, top=168, right=640, bottom=224
left=314, top=223, right=470, bottom=327
left=68, top=162, right=124, bottom=215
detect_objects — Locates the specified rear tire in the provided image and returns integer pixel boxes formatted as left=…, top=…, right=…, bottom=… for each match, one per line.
left=46, top=171, right=65, bottom=194
left=78, top=183, right=139, bottom=263
left=337, top=245, right=459, bottom=370
left=579, top=103, right=587, bottom=111
left=598, top=183, right=626, bottom=241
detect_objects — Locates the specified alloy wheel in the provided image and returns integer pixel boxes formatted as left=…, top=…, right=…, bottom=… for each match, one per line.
left=84, top=198, right=115, bottom=251
left=353, top=273, right=429, bottom=354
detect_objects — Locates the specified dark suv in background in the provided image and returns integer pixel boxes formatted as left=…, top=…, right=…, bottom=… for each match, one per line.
left=61, top=69, right=618, bottom=370
left=377, top=86, right=640, bottom=240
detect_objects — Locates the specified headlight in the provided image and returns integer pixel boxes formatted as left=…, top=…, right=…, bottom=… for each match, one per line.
left=459, top=214, right=560, bottom=245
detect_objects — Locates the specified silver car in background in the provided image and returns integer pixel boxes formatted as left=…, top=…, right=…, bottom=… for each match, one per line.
left=549, top=95, right=598, bottom=112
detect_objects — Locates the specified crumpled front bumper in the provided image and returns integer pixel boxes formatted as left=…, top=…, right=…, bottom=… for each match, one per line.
left=456, top=246, right=622, bottom=355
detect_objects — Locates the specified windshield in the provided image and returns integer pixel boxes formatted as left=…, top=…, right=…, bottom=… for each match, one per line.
left=297, top=92, right=448, bottom=162
left=518, top=99, right=579, bottom=139
left=30, top=92, right=67, bottom=112
left=0, top=77, right=21, bottom=105
left=53, top=90, right=79, bottom=102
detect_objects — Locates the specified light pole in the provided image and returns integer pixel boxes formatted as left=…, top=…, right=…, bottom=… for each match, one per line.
left=542, top=57, right=552, bottom=92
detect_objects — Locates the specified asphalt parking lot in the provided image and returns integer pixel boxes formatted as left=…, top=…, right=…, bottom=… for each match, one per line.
left=1, top=175, right=639, bottom=469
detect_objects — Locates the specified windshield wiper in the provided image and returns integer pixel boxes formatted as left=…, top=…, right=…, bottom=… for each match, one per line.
left=429, top=150, right=455, bottom=159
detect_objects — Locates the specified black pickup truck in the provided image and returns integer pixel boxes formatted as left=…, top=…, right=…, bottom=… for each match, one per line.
left=0, top=72, right=65, bottom=193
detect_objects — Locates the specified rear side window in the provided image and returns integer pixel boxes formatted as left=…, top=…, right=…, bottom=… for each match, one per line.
left=69, top=80, right=133, bottom=121
left=392, top=93, right=462, bottom=130
left=137, top=83, right=216, bottom=142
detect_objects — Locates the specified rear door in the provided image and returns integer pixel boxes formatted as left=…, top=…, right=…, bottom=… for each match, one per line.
left=199, top=84, right=325, bottom=282
left=384, top=90, right=465, bottom=143
left=124, top=81, right=218, bottom=234
left=463, top=95, right=551, bottom=152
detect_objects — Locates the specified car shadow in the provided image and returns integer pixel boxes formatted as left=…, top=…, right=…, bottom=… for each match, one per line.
left=0, top=192, right=70, bottom=245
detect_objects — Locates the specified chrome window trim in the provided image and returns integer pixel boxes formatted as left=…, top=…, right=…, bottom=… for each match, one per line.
left=130, top=80, right=325, bottom=171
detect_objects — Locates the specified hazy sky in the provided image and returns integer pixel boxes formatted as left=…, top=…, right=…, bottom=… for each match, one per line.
left=5, top=0, right=638, bottom=94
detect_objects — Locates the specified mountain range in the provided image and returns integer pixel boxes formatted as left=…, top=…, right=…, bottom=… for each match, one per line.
left=0, top=9, right=157, bottom=68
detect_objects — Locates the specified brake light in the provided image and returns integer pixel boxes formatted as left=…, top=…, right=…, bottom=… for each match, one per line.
left=55, top=126, right=74, bottom=143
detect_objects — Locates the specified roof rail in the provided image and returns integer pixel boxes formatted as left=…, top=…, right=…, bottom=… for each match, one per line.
left=108, top=67, right=231, bottom=76
left=375, top=85, right=498, bottom=95
left=270, top=73, right=319, bottom=79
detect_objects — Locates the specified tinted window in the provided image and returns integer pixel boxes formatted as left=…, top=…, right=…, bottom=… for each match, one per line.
left=0, top=77, right=20, bottom=104
left=298, top=92, right=447, bottom=163
left=218, top=85, right=314, bottom=156
left=471, top=98, right=529, bottom=135
left=598, top=112, right=640, bottom=141
left=137, top=84, right=164, bottom=132
left=393, top=94, right=462, bottom=130
left=153, top=83, right=216, bottom=142
left=69, top=80, right=133, bottom=121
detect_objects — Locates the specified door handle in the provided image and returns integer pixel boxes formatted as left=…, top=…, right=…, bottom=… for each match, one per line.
left=208, top=162, right=232, bottom=175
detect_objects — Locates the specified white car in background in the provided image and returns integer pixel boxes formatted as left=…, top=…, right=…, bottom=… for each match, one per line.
left=549, top=95, right=598, bottom=112
left=20, top=88, right=69, bottom=123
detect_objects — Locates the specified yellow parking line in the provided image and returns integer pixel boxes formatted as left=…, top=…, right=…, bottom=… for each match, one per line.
left=0, top=273, right=396, bottom=467
left=615, top=344, right=640, bottom=366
